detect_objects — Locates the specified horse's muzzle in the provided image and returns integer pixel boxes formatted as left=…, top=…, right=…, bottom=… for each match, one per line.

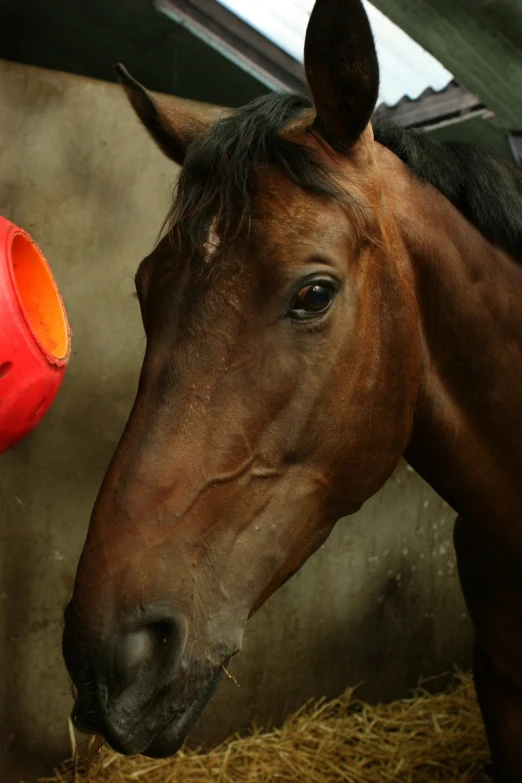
left=62, top=601, right=216, bottom=755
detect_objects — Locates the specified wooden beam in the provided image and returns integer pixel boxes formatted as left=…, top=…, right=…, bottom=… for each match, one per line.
left=154, top=0, right=308, bottom=95
left=428, top=115, right=516, bottom=163
left=370, top=0, right=522, bottom=130
left=375, top=82, right=483, bottom=128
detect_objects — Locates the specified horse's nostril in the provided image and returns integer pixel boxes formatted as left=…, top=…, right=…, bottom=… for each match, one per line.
left=116, top=623, right=166, bottom=669
left=115, top=627, right=154, bottom=672
left=114, top=615, right=182, bottom=678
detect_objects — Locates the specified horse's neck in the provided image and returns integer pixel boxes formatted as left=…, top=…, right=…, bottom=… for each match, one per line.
left=381, top=147, right=522, bottom=533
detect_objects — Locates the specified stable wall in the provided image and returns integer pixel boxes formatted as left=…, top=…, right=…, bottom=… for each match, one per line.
left=0, top=61, right=473, bottom=782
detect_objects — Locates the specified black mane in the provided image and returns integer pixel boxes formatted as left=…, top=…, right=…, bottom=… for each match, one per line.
left=169, top=92, right=522, bottom=261
left=373, top=115, right=522, bottom=260
left=168, top=93, right=344, bottom=257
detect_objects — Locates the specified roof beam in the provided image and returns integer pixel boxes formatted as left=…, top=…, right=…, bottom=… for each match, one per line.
left=370, top=0, right=522, bottom=130
left=154, top=0, right=308, bottom=95
left=375, top=81, right=484, bottom=128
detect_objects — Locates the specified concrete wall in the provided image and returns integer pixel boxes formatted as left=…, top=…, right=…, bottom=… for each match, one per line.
left=0, top=61, right=473, bottom=782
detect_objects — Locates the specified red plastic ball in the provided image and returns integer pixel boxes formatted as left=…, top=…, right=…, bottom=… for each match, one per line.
left=0, top=216, right=70, bottom=453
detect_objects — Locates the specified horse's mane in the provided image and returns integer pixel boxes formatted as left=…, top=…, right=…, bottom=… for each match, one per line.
left=372, top=115, right=522, bottom=260
left=167, top=93, right=345, bottom=257
left=168, top=92, right=522, bottom=261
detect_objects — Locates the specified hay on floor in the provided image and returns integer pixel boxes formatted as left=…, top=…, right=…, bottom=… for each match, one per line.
left=39, top=673, right=490, bottom=783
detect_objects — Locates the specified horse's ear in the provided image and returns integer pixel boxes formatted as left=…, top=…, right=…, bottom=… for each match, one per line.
left=114, top=64, right=208, bottom=165
left=304, top=0, right=379, bottom=150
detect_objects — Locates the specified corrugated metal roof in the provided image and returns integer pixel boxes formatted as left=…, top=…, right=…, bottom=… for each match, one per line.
left=375, top=80, right=484, bottom=127
left=216, top=0, right=453, bottom=107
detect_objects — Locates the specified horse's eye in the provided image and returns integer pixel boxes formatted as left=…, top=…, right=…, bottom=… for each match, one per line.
left=288, top=282, right=336, bottom=320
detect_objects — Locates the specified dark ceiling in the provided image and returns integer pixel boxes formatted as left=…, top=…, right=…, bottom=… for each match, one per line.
left=0, top=0, right=271, bottom=107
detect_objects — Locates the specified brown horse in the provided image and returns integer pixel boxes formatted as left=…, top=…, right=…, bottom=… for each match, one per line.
left=62, top=0, right=522, bottom=778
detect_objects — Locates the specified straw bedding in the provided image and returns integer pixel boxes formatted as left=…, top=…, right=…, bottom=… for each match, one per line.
left=39, top=673, right=491, bottom=783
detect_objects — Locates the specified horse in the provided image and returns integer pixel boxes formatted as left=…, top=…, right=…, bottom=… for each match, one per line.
left=62, top=0, right=522, bottom=779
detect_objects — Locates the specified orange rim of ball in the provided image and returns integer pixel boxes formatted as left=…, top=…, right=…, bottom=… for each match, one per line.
left=9, top=231, right=70, bottom=363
